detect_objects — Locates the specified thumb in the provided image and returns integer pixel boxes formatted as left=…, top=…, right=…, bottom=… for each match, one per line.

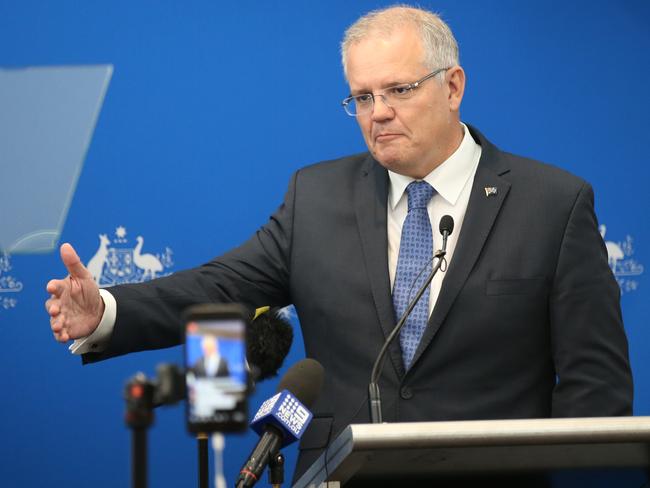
left=60, top=243, right=92, bottom=280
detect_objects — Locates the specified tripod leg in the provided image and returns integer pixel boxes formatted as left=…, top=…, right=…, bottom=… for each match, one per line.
left=198, top=433, right=209, bottom=488
left=132, top=428, right=148, bottom=488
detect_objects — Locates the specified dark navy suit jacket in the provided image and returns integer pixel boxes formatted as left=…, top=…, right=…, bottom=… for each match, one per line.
left=85, top=125, right=633, bottom=480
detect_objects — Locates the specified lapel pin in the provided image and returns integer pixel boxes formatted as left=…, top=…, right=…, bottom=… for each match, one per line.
left=484, top=187, right=497, bottom=197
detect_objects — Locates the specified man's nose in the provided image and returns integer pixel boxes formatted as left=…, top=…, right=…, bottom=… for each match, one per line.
left=371, top=95, right=394, bottom=121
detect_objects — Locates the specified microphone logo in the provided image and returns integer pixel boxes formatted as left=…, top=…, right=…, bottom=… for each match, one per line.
left=276, top=395, right=311, bottom=435
left=252, top=392, right=282, bottom=421
left=250, top=390, right=313, bottom=446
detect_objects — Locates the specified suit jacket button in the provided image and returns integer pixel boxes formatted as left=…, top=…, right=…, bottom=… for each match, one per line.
left=400, top=387, right=413, bottom=400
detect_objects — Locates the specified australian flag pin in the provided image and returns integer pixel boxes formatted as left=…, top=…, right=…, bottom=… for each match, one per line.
left=484, top=186, right=497, bottom=197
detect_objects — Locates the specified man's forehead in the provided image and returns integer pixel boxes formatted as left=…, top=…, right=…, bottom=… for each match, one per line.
left=345, top=26, right=426, bottom=90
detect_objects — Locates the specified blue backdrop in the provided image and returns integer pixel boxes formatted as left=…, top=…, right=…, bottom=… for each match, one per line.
left=1, top=1, right=648, bottom=486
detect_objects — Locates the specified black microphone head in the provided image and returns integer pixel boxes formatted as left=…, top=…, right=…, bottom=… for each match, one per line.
left=247, top=308, right=293, bottom=381
left=277, top=358, right=324, bottom=409
left=439, top=215, right=454, bottom=236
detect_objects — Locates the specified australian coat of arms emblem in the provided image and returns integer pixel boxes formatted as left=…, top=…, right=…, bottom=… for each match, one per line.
left=87, top=226, right=174, bottom=287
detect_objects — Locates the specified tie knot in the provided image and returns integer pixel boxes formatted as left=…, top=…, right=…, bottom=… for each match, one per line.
left=406, top=181, right=434, bottom=211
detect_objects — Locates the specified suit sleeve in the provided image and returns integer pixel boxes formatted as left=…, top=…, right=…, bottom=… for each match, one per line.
left=83, top=172, right=298, bottom=363
left=550, top=182, right=633, bottom=416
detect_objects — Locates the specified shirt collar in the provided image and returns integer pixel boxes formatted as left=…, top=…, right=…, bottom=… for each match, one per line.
left=388, top=122, right=480, bottom=209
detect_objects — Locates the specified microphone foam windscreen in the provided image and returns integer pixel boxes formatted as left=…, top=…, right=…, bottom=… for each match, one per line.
left=247, top=308, right=294, bottom=380
left=277, top=358, right=324, bottom=409
left=439, top=215, right=454, bottom=236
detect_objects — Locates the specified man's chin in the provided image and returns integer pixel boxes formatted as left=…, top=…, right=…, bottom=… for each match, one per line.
left=374, top=156, right=410, bottom=175
left=373, top=153, right=428, bottom=178
left=372, top=148, right=399, bottom=165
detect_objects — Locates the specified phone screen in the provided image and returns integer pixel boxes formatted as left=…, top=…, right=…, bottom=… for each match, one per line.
left=184, top=309, right=248, bottom=433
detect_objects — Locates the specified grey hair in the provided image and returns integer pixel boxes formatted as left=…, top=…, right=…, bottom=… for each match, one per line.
left=340, top=5, right=459, bottom=81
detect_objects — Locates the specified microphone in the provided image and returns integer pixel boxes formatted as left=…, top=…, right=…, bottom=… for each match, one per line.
left=368, top=215, right=455, bottom=424
left=247, top=307, right=294, bottom=381
left=236, top=358, right=325, bottom=488
left=439, top=215, right=454, bottom=245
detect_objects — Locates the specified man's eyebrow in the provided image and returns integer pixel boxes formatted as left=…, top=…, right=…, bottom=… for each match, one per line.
left=349, top=79, right=411, bottom=96
left=349, top=87, right=371, bottom=96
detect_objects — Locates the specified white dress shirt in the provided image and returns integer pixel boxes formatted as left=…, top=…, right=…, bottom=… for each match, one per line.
left=71, top=123, right=481, bottom=354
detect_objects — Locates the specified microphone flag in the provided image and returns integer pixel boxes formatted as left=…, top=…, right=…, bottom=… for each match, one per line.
left=250, top=389, right=313, bottom=447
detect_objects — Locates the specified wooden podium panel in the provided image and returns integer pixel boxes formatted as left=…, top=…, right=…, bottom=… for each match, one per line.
left=293, top=417, right=650, bottom=487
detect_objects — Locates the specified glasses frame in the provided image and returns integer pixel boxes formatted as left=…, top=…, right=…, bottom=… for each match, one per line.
left=341, top=67, right=449, bottom=117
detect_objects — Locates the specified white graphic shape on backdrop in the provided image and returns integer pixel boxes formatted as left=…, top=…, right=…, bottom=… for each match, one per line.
left=276, top=304, right=297, bottom=323
left=87, top=227, right=174, bottom=287
left=0, top=65, right=113, bottom=254
left=600, top=224, right=644, bottom=294
left=134, top=236, right=164, bottom=280
left=87, top=234, right=110, bottom=282
left=0, top=252, right=23, bottom=310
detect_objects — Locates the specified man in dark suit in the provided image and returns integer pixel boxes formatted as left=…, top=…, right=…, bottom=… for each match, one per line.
left=46, top=5, right=632, bottom=483
left=191, top=335, right=230, bottom=378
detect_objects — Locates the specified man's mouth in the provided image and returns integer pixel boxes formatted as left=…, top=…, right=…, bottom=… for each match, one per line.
left=375, top=133, right=402, bottom=142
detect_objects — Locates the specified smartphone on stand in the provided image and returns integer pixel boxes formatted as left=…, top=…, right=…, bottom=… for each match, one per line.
left=183, top=303, right=249, bottom=433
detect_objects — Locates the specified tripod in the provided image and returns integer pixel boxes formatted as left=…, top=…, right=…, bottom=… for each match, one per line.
left=124, top=365, right=186, bottom=488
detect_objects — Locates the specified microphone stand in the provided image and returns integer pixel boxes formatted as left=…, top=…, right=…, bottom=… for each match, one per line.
left=268, top=452, right=285, bottom=488
left=368, top=229, right=450, bottom=424
left=197, top=433, right=209, bottom=488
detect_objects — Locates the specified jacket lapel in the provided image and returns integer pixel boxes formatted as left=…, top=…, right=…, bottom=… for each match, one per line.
left=409, top=127, right=512, bottom=369
left=354, top=156, right=406, bottom=379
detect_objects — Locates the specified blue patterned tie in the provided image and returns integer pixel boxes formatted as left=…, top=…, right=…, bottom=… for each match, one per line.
left=393, top=181, right=434, bottom=369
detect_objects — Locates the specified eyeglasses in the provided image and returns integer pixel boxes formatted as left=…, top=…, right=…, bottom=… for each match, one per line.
left=341, top=67, right=449, bottom=117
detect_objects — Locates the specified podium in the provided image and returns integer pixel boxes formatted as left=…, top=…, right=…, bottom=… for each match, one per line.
left=293, top=417, right=650, bottom=487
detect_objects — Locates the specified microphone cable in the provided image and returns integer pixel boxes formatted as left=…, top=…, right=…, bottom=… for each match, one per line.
left=368, top=215, right=454, bottom=423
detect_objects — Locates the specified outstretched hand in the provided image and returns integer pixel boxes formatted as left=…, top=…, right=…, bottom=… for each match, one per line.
left=46, top=243, right=104, bottom=343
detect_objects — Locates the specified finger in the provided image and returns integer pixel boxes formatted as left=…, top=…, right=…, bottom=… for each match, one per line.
left=45, top=298, right=60, bottom=316
left=46, top=279, right=65, bottom=296
left=53, top=330, right=69, bottom=343
left=60, top=243, right=92, bottom=280
left=50, top=314, right=63, bottom=333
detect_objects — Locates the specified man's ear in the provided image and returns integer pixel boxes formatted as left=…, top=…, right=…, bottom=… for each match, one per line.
left=447, top=66, right=465, bottom=112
